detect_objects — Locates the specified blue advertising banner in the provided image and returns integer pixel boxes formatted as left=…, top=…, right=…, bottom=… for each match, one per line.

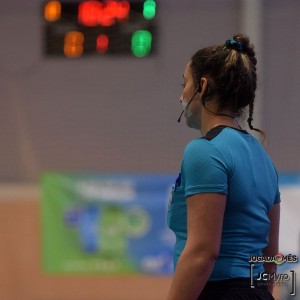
left=41, top=172, right=176, bottom=275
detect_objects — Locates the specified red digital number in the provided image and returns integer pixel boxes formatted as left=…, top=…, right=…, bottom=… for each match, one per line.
left=78, top=0, right=130, bottom=27
left=96, top=34, right=109, bottom=53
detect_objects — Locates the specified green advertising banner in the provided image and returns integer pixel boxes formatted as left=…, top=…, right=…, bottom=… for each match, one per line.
left=41, top=172, right=176, bottom=274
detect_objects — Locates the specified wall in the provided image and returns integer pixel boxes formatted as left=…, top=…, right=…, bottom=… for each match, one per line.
left=0, top=1, right=299, bottom=180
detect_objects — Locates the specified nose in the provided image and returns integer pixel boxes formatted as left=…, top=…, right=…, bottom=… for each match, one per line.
left=179, top=95, right=183, bottom=102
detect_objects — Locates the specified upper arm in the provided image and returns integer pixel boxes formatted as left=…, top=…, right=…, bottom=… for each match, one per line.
left=185, top=193, right=226, bottom=259
left=182, top=141, right=227, bottom=257
left=263, top=202, right=280, bottom=294
left=264, top=203, right=280, bottom=256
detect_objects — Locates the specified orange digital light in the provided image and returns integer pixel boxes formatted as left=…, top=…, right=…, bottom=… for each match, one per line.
left=44, top=1, right=62, bottom=22
left=64, top=31, right=84, bottom=58
left=78, top=0, right=130, bottom=27
left=96, top=34, right=109, bottom=53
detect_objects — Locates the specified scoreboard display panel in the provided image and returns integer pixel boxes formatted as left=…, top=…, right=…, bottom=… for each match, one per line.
left=43, top=0, right=157, bottom=58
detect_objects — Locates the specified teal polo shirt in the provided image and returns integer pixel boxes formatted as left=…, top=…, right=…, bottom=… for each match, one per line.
left=167, top=126, right=280, bottom=280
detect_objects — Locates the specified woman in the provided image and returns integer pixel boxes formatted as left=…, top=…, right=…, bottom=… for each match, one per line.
left=167, top=34, right=280, bottom=300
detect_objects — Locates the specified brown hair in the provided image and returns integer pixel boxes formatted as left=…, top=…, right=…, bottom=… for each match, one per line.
left=190, top=33, right=265, bottom=140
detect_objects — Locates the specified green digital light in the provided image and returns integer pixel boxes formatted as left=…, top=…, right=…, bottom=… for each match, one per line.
left=143, top=0, right=156, bottom=20
left=131, top=30, right=152, bottom=58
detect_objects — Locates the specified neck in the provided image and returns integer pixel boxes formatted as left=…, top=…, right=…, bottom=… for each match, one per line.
left=200, top=115, right=241, bottom=136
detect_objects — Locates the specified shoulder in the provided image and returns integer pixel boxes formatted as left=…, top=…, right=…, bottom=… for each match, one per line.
left=182, top=137, right=229, bottom=197
left=182, top=126, right=245, bottom=169
left=184, top=138, right=210, bottom=153
left=183, top=138, right=217, bottom=161
left=182, top=137, right=227, bottom=173
left=183, top=128, right=227, bottom=160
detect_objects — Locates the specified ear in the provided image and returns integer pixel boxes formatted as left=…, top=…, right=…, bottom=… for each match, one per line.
left=198, top=77, right=209, bottom=101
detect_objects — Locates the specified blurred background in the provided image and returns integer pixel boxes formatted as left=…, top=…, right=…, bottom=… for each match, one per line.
left=0, top=0, right=299, bottom=299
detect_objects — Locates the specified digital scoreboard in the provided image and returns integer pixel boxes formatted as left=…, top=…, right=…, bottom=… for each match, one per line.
left=43, top=0, right=157, bottom=58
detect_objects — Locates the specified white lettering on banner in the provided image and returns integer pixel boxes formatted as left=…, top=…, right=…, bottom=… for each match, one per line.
left=62, top=259, right=120, bottom=272
left=141, top=255, right=166, bottom=273
left=76, top=180, right=136, bottom=201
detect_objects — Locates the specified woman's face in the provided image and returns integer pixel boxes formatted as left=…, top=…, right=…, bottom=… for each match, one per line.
left=180, top=62, right=201, bottom=129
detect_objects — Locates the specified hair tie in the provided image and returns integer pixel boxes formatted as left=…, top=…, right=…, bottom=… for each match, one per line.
left=225, top=38, right=245, bottom=52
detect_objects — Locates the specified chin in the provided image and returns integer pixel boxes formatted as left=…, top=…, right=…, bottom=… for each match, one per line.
left=186, top=118, right=200, bottom=130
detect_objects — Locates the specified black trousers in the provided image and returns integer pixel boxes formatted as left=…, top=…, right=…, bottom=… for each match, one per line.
left=197, top=279, right=275, bottom=300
